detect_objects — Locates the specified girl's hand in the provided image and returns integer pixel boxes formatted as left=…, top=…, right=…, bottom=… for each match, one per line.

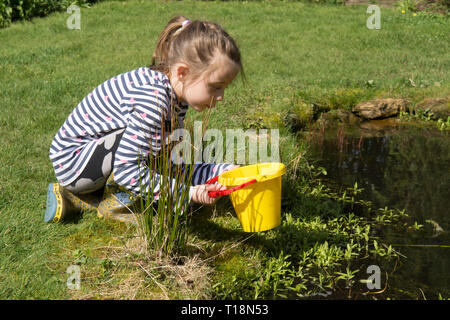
left=191, top=183, right=227, bottom=205
left=191, top=165, right=240, bottom=205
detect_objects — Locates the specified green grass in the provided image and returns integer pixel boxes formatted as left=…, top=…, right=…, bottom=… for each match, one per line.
left=0, top=0, right=448, bottom=299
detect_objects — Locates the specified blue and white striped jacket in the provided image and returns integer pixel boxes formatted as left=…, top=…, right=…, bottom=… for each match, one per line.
left=49, top=67, right=188, bottom=195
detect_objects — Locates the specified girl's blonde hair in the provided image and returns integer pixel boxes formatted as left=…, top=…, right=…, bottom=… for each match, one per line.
left=150, top=15, right=244, bottom=84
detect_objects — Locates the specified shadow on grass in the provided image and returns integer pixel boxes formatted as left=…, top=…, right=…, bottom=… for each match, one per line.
left=186, top=189, right=343, bottom=262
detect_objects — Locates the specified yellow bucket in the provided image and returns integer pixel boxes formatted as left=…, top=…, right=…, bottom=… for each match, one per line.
left=207, top=163, right=286, bottom=232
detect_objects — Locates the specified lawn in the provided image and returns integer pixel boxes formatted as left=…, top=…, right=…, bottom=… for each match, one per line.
left=0, top=0, right=448, bottom=299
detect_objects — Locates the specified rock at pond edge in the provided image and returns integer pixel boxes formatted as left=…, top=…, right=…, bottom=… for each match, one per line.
left=352, top=98, right=410, bottom=120
left=414, top=98, right=450, bottom=120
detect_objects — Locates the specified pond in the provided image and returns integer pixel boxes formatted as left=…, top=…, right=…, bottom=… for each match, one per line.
left=308, top=119, right=450, bottom=299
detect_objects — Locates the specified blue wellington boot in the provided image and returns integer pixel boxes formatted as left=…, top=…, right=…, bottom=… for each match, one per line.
left=44, top=183, right=78, bottom=223
left=44, top=183, right=102, bottom=223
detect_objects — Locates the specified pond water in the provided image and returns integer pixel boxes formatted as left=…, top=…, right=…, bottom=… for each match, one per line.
left=308, top=119, right=450, bottom=299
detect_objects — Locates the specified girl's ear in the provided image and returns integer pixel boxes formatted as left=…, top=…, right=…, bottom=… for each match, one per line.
left=176, top=63, right=189, bottom=82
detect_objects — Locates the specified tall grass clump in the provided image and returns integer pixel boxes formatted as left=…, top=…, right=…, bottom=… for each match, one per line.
left=132, top=107, right=199, bottom=257
left=131, top=101, right=220, bottom=258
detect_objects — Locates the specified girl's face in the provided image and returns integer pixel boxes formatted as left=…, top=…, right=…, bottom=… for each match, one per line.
left=174, top=56, right=240, bottom=112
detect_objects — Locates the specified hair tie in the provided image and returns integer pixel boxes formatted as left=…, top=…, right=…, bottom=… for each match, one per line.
left=182, top=19, right=191, bottom=28
left=174, top=20, right=191, bottom=37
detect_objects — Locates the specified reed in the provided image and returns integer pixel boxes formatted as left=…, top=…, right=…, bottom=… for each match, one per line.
left=132, top=103, right=202, bottom=257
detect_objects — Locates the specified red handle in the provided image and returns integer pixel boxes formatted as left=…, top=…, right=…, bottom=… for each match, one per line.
left=206, top=176, right=257, bottom=198
left=205, top=176, right=219, bottom=185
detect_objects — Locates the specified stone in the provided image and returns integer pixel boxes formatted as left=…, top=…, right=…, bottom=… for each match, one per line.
left=414, top=98, right=450, bottom=120
left=352, top=98, right=409, bottom=120
left=318, top=109, right=361, bottom=126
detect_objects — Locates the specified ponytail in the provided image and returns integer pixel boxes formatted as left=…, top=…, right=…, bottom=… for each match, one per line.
left=150, top=15, right=188, bottom=74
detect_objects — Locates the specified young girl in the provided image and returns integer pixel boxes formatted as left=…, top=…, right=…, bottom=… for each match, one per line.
left=45, top=15, right=242, bottom=223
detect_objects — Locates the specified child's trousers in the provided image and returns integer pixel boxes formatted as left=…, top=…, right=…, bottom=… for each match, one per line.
left=64, top=129, right=126, bottom=195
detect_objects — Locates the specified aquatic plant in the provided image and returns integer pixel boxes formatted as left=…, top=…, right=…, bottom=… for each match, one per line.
left=133, top=109, right=200, bottom=257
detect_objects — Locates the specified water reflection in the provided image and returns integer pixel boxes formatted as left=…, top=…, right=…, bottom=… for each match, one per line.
left=309, top=122, right=450, bottom=299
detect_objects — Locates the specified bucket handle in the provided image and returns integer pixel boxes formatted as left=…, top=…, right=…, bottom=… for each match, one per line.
left=205, top=176, right=257, bottom=198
